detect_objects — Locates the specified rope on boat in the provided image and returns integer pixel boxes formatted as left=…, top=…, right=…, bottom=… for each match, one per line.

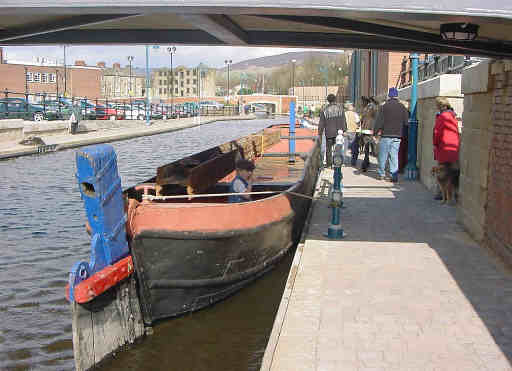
left=142, top=190, right=318, bottom=201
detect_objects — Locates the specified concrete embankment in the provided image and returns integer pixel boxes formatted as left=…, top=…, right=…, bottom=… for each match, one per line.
left=0, top=115, right=256, bottom=160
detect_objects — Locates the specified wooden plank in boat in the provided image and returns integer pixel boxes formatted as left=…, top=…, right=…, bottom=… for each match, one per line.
left=187, top=150, right=239, bottom=194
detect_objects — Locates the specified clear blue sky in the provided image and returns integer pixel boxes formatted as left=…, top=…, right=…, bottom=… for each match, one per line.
left=2, top=45, right=339, bottom=69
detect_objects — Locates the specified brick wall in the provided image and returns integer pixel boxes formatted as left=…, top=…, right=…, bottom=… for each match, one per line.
left=0, top=63, right=101, bottom=99
left=485, top=60, right=512, bottom=264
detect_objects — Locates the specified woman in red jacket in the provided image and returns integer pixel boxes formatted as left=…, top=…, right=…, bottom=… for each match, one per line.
left=433, top=97, right=460, bottom=164
left=433, top=97, right=460, bottom=200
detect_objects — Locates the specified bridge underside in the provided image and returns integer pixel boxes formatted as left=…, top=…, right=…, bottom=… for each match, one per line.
left=1, top=2, right=512, bottom=57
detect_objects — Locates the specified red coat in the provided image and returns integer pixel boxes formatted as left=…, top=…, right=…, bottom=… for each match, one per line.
left=433, top=110, right=460, bottom=163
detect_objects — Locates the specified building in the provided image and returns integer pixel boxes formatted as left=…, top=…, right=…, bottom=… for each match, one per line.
left=348, top=50, right=409, bottom=106
left=289, top=85, right=341, bottom=111
left=102, top=62, right=146, bottom=99
left=151, top=64, right=216, bottom=101
left=0, top=48, right=102, bottom=101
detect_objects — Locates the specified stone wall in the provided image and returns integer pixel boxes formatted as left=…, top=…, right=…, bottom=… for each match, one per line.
left=458, top=61, right=492, bottom=242
left=398, top=74, right=463, bottom=190
left=484, top=60, right=512, bottom=264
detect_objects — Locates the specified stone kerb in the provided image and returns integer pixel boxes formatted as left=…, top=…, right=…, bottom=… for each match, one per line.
left=398, top=74, right=463, bottom=191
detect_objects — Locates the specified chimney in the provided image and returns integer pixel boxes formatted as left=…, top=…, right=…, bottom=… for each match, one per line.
left=75, top=60, right=86, bottom=67
left=113, top=62, right=121, bottom=69
left=97, top=61, right=106, bottom=68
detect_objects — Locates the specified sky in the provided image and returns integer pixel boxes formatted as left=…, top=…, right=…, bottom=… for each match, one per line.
left=1, top=45, right=341, bottom=69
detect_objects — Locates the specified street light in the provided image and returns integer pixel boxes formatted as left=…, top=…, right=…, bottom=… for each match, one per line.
left=167, top=46, right=176, bottom=108
left=290, top=59, right=296, bottom=96
left=127, top=56, right=134, bottom=97
left=225, top=59, right=232, bottom=102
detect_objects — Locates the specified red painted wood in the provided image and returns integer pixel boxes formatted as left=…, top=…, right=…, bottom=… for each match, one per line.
left=73, top=256, right=134, bottom=303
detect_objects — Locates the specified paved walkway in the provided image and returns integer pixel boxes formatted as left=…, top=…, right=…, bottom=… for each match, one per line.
left=262, top=161, right=512, bottom=371
left=0, top=115, right=257, bottom=159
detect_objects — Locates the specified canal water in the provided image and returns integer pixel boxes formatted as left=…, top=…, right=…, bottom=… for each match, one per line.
left=0, top=118, right=294, bottom=370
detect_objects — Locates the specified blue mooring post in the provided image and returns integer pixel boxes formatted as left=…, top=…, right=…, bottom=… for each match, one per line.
left=145, top=45, right=151, bottom=126
left=325, top=130, right=345, bottom=239
left=406, top=53, right=419, bottom=180
left=288, top=100, right=296, bottom=164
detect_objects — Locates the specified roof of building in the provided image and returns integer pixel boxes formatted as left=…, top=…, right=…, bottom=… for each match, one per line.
left=1, top=2, right=512, bottom=57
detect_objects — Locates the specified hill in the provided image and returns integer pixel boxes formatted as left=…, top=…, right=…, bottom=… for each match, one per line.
left=224, top=51, right=347, bottom=72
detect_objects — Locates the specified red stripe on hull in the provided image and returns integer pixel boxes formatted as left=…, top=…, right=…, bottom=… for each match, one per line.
left=130, top=193, right=293, bottom=235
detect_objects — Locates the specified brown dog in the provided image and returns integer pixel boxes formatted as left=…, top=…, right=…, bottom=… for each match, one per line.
left=431, top=164, right=459, bottom=204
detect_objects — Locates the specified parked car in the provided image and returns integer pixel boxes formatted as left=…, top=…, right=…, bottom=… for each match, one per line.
left=0, top=100, right=47, bottom=121
left=95, top=104, right=125, bottom=120
left=199, top=101, right=224, bottom=110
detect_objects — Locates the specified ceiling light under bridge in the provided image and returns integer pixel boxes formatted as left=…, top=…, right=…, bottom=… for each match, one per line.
left=440, top=23, right=479, bottom=41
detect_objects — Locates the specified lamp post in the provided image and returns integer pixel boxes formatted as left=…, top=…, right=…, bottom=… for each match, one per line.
left=406, top=53, right=419, bottom=180
left=63, top=45, right=68, bottom=97
left=291, top=59, right=296, bottom=96
left=127, top=56, right=134, bottom=97
left=225, top=59, right=232, bottom=102
left=145, top=45, right=151, bottom=126
left=167, top=46, right=176, bottom=108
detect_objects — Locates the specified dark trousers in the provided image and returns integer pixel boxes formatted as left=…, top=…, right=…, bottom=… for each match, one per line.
left=325, top=137, right=336, bottom=168
left=351, top=134, right=371, bottom=170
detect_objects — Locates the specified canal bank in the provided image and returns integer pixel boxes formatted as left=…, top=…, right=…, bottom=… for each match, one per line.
left=261, top=162, right=512, bottom=371
left=0, top=114, right=258, bottom=160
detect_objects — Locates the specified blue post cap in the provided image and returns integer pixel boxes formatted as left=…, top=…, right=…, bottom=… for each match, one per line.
left=388, top=87, right=398, bottom=98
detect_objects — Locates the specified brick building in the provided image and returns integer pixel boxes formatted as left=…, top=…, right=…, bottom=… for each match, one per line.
left=0, top=49, right=102, bottom=101
left=102, top=62, right=146, bottom=99
left=349, top=50, right=409, bottom=106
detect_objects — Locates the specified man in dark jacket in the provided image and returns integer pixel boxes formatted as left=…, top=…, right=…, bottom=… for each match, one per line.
left=318, top=94, right=347, bottom=168
left=373, top=88, right=409, bottom=182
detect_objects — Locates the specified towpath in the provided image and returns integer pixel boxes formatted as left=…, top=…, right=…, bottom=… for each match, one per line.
left=262, top=161, right=512, bottom=371
left=0, top=114, right=257, bottom=160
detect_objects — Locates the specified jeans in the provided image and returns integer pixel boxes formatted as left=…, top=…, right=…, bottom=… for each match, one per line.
left=378, top=137, right=401, bottom=177
left=325, top=137, right=336, bottom=168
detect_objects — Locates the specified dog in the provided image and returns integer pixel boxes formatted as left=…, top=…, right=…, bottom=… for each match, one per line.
left=431, top=164, right=460, bottom=204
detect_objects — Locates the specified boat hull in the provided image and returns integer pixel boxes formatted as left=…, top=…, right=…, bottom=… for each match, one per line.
left=129, top=129, right=320, bottom=324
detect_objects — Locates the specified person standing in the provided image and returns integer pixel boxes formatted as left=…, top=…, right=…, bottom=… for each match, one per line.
left=343, top=102, right=360, bottom=166
left=433, top=97, right=460, bottom=194
left=68, top=104, right=81, bottom=135
left=373, top=88, right=409, bottom=182
left=318, top=94, right=347, bottom=168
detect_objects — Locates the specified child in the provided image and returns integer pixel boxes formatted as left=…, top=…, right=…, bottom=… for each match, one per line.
left=228, top=159, right=255, bottom=203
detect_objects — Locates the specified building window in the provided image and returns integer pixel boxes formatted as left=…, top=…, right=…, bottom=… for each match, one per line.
left=193, top=88, right=197, bottom=94
left=175, top=88, right=178, bottom=94
left=187, top=88, right=190, bottom=94
left=49, top=73, right=56, bottom=83
left=159, top=71, right=163, bottom=76
left=180, top=72, right=184, bottom=79
left=181, top=90, right=184, bottom=97
left=175, top=71, right=179, bottom=77
left=159, top=88, right=162, bottom=94
left=193, top=79, right=197, bottom=85
left=181, top=81, right=184, bottom=87
left=34, top=73, right=41, bottom=82
left=187, top=70, right=190, bottom=76
left=26, top=72, right=33, bottom=82
left=41, top=73, right=48, bottom=83
left=187, top=79, right=190, bottom=85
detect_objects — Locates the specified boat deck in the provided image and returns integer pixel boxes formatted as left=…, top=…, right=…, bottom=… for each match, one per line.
left=253, top=126, right=317, bottom=185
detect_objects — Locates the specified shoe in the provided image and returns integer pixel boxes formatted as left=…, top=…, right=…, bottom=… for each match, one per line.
left=378, top=175, right=386, bottom=180
left=434, top=194, right=443, bottom=201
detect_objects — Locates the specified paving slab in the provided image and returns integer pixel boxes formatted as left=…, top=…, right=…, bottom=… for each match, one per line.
left=262, top=161, right=512, bottom=371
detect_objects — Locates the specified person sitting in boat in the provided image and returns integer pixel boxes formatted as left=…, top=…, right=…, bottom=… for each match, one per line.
left=228, top=159, right=255, bottom=203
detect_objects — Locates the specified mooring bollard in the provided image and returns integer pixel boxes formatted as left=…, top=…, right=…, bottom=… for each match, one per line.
left=326, top=130, right=345, bottom=239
